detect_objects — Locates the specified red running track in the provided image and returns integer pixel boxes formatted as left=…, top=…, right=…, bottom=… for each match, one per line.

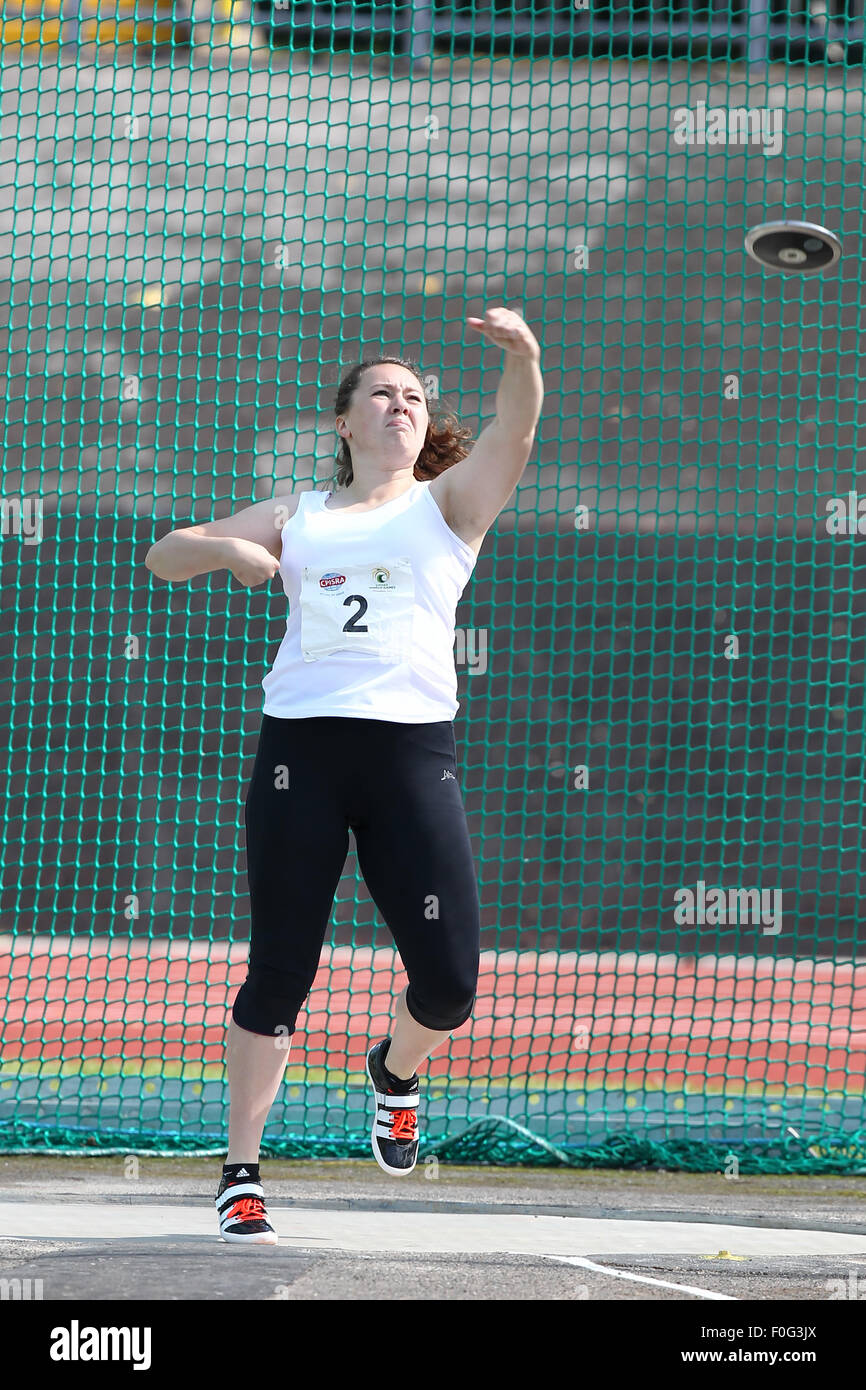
left=2, top=937, right=865, bottom=1088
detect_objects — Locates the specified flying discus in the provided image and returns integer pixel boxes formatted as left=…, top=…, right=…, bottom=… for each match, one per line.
left=745, top=220, right=842, bottom=274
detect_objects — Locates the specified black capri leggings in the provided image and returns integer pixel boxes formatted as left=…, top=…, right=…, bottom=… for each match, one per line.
left=232, top=715, right=481, bottom=1038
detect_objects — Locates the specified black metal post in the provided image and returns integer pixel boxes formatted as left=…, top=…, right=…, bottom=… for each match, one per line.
left=747, top=0, right=771, bottom=68
left=410, top=0, right=434, bottom=69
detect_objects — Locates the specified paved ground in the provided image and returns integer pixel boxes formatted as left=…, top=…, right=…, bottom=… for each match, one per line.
left=2, top=1156, right=865, bottom=1301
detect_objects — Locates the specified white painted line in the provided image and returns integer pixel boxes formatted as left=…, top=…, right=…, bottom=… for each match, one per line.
left=2, top=1203, right=866, bottom=1260
left=539, top=1255, right=736, bottom=1300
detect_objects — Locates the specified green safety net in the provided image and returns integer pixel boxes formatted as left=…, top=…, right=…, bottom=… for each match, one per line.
left=1, top=5, right=864, bottom=1171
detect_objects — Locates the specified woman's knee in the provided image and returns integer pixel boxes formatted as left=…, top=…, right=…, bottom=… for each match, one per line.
left=231, top=963, right=312, bottom=1039
left=404, top=980, right=477, bottom=1033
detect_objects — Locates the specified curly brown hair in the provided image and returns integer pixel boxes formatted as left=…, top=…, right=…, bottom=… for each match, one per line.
left=330, top=357, right=475, bottom=490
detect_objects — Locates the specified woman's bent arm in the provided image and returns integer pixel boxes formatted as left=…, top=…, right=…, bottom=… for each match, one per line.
left=145, top=493, right=296, bottom=583
left=145, top=531, right=239, bottom=583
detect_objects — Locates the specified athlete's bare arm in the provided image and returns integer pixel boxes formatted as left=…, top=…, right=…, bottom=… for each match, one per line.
left=145, top=493, right=300, bottom=584
left=435, top=307, right=543, bottom=545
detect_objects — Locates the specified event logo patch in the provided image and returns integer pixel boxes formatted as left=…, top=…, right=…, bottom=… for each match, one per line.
left=319, top=572, right=346, bottom=590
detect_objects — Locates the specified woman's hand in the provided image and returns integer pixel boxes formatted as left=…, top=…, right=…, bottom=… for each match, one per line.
left=226, top=538, right=281, bottom=587
left=466, top=306, right=541, bottom=362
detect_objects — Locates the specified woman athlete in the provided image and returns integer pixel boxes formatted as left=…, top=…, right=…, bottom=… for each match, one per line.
left=145, top=305, right=543, bottom=1243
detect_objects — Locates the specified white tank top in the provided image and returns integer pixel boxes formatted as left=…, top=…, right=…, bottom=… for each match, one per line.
left=261, top=480, right=478, bottom=722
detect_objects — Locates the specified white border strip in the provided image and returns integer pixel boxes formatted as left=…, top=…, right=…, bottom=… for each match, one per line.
left=539, top=1254, right=736, bottom=1299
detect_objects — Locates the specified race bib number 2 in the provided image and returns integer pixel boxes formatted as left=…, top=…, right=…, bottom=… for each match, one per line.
left=300, top=558, right=415, bottom=663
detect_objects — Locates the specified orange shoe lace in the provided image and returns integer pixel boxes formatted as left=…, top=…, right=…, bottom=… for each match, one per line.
left=226, top=1196, right=267, bottom=1224
left=389, top=1108, right=418, bottom=1141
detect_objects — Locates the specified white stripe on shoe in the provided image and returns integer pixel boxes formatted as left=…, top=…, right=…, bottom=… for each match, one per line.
left=373, top=1089, right=419, bottom=1108
left=215, top=1181, right=265, bottom=1207
left=374, top=1125, right=418, bottom=1140
left=377, top=1105, right=417, bottom=1122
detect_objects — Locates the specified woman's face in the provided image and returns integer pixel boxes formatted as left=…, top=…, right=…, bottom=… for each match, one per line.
left=337, top=366, right=429, bottom=468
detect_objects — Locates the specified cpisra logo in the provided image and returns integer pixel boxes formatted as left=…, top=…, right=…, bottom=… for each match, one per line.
left=319, top=572, right=346, bottom=590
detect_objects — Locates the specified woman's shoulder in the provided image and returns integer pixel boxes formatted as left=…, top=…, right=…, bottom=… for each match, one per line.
left=278, top=488, right=327, bottom=520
